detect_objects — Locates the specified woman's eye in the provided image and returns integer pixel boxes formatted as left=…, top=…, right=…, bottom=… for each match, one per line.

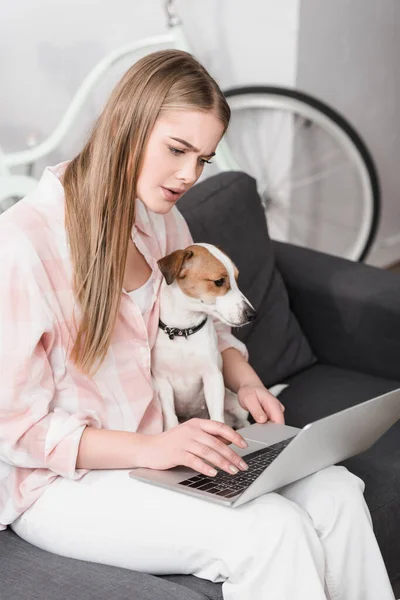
left=214, top=278, right=225, bottom=287
left=168, top=146, right=185, bottom=155
left=200, top=158, right=213, bottom=165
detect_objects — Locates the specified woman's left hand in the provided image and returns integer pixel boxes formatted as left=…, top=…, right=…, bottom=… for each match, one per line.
left=237, top=384, right=285, bottom=424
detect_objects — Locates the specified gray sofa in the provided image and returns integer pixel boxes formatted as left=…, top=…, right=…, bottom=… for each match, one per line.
left=1, top=171, right=399, bottom=599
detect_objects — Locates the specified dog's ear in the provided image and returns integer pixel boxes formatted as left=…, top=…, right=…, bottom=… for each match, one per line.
left=157, top=250, right=194, bottom=285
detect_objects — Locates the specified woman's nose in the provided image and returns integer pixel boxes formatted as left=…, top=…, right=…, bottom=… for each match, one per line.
left=177, top=159, right=198, bottom=184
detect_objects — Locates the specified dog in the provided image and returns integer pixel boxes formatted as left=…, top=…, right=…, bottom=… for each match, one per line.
left=151, top=243, right=256, bottom=432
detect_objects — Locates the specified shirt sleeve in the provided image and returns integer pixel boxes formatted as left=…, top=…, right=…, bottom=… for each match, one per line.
left=0, top=239, right=102, bottom=479
left=167, top=207, right=249, bottom=361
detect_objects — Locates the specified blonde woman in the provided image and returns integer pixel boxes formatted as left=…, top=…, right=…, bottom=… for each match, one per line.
left=0, top=50, right=394, bottom=600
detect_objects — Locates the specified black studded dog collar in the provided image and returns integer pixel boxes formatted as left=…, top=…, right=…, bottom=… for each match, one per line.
left=158, top=317, right=208, bottom=340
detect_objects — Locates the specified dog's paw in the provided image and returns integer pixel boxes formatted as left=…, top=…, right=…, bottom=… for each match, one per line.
left=224, top=411, right=251, bottom=431
left=223, top=389, right=251, bottom=430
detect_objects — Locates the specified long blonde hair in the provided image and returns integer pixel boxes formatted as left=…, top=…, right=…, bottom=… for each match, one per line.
left=63, top=50, right=230, bottom=376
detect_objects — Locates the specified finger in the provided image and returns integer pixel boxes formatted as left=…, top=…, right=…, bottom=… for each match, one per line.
left=191, top=438, right=248, bottom=475
left=182, top=451, right=219, bottom=477
left=198, top=419, right=248, bottom=449
left=214, top=435, right=231, bottom=445
left=244, top=391, right=269, bottom=423
left=261, top=398, right=285, bottom=424
left=200, top=434, right=248, bottom=470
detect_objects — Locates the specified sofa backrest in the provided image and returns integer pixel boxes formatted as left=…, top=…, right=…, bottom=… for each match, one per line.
left=177, top=171, right=316, bottom=387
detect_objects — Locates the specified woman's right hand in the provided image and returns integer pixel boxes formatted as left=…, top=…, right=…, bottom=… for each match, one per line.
left=136, top=418, right=249, bottom=477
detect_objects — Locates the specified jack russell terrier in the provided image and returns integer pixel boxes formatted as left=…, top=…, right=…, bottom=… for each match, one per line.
left=151, top=243, right=256, bottom=432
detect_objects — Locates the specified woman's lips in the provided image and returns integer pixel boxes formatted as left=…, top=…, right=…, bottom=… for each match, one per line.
left=161, top=186, right=184, bottom=202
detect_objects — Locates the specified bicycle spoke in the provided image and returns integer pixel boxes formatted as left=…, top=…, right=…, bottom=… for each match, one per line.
left=275, top=162, right=353, bottom=193
left=273, top=146, right=344, bottom=193
left=225, top=87, right=378, bottom=261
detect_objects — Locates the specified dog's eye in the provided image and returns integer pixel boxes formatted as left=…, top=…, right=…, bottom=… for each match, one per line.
left=214, top=278, right=225, bottom=287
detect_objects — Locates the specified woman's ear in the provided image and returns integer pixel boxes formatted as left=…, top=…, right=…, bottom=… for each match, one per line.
left=157, top=250, right=193, bottom=285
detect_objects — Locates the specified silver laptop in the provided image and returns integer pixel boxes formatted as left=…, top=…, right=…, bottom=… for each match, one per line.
left=129, top=388, right=400, bottom=508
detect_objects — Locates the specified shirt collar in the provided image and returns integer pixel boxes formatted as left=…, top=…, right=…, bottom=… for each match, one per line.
left=33, top=163, right=68, bottom=229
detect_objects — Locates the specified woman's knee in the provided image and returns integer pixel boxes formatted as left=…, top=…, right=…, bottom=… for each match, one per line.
left=236, top=492, right=314, bottom=547
left=323, top=465, right=369, bottom=513
left=287, top=466, right=370, bottom=532
left=318, top=464, right=365, bottom=488
left=312, top=465, right=366, bottom=506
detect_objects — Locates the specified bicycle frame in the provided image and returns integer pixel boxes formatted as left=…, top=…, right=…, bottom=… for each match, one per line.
left=0, top=0, right=379, bottom=262
left=0, top=0, right=240, bottom=182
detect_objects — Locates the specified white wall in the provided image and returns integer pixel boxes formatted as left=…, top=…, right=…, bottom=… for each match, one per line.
left=5, top=0, right=398, bottom=266
left=297, top=0, right=400, bottom=267
left=0, top=0, right=300, bottom=176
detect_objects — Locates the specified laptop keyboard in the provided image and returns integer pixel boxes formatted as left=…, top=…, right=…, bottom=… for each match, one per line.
left=178, top=436, right=295, bottom=499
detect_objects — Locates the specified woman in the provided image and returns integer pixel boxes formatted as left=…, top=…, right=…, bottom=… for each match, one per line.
left=0, top=50, right=394, bottom=600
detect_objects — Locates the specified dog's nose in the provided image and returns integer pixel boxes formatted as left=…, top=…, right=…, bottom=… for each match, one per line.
left=245, top=307, right=257, bottom=322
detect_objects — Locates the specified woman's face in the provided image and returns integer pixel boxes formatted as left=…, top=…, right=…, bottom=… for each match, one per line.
left=136, top=109, right=224, bottom=214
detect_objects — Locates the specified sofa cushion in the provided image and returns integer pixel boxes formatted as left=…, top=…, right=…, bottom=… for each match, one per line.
left=278, top=363, right=400, bottom=581
left=161, top=575, right=223, bottom=600
left=0, top=529, right=210, bottom=600
left=177, top=172, right=316, bottom=387
left=273, top=240, right=400, bottom=381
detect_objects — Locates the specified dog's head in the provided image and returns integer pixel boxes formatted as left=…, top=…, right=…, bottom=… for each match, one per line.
left=157, top=243, right=256, bottom=327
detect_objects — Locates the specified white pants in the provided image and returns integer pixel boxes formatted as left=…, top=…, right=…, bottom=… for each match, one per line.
left=11, top=465, right=394, bottom=600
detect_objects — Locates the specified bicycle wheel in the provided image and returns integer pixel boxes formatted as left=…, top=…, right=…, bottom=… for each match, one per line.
left=222, top=86, right=380, bottom=261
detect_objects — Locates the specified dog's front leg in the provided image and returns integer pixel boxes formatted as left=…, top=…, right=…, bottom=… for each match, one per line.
left=202, top=369, right=226, bottom=423
left=224, top=388, right=251, bottom=430
left=154, top=377, right=179, bottom=431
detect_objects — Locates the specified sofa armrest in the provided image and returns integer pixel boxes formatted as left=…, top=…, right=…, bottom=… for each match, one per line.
left=273, top=241, right=400, bottom=381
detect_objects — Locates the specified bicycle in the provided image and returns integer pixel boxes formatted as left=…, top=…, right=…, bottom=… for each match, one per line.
left=0, top=0, right=380, bottom=261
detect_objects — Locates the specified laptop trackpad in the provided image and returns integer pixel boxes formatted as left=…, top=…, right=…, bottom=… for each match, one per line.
left=237, top=422, right=301, bottom=446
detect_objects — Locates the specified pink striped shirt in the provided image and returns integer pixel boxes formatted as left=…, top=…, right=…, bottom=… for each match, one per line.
left=0, top=162, right=248, bottom=529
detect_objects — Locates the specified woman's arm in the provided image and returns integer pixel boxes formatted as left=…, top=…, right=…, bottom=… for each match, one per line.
left=76, top=428, right=146, bottom=470
left=76, top=352, right=275, bottom=470
left=76, top=348, right=256, bottom=469
left=222, top=347, right=262, bottom=392
left=0, top=242, right=104, bottom=478
left=222, top=347, right=285, bottom=424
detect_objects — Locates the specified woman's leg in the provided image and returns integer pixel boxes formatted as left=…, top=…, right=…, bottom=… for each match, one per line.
left=12, top=468, right=327, bottom=600
left=279, top=465, right=395, bottom=600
